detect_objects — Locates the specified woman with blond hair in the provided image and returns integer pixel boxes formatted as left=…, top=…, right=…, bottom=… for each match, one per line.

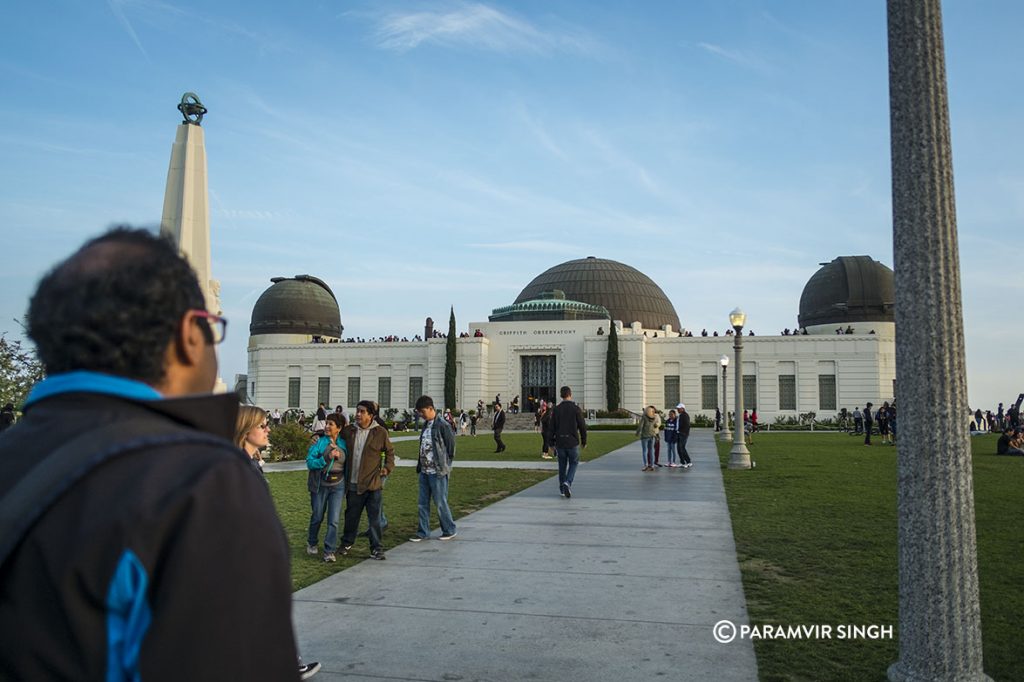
left=234, top=405, right=323, bottom=680
left=235, top=405, right=271, bottom=475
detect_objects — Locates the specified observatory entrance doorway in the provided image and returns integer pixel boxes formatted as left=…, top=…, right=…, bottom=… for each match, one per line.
left=522, top=355, right=556, bottom=414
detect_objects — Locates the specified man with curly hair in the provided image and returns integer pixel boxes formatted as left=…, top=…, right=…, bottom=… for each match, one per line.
left=0, top=228, right=299, bottom=680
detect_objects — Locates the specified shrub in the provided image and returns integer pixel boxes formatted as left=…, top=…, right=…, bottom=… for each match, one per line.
left=596, top=408, right=633, bottom=419
left=692, top=414, right=714, bottom=428
left=268, top=422, right=313, bottom=462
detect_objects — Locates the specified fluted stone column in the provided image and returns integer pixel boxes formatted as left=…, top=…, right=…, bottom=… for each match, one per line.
left=887, top=2, right=990, bottom=680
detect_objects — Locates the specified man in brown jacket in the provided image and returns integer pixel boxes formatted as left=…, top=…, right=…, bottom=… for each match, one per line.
left=340, top=400, right=395, bottom=560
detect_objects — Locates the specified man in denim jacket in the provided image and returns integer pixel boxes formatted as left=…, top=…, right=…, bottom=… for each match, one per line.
left=409, top=395, right=458, bottom=541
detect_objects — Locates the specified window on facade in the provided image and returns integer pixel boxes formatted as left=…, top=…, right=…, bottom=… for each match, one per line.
left=288, top=377, right=300, bottom=408
left=819, top=375, right=837, bottom=410
left=663, top=375, right=680, bottom=408
left=778, top=375, right=796, bottom=410
left=701, top=375, right=717, bottom=410
left=408, top=377, right=423, bottom=408
left=743, top=375, right=757, bottom=410
left=347, top=377, right=361, bottom=408
left=317, top=377, right=330, bottom=406
left=378, top=377, right=392, bottom=409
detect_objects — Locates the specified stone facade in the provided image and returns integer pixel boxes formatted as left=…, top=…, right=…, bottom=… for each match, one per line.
left=247, top=319, right=895, bottom=418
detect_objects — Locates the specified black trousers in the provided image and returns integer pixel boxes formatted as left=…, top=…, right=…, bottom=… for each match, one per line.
left=341, top=488, right=383, bottom=551
left=677, top=434, right=691, bottom=464
left=493, top=429, right=505, bottom=452
left=864, top=421, right=873, bottom=445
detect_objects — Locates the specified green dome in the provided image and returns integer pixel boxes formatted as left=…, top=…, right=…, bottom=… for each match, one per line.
left=514, top=257, right=680, bottom=329
left=490, top=290, right=610, bottom=322
left=250, top=275, right=342, bottom=337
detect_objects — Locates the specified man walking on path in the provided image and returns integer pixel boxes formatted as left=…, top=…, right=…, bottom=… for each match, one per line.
left=410, top=395, right=457, bottom=541
left=0, top=228, right=298, bottom=680
left=675, top=403, right=692, bottom=468
left=550, top=385, right=587, bottom=498
left=492, top=401, right=506, bottom=453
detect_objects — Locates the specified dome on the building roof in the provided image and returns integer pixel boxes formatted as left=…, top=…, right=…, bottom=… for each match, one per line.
left=250, top=275, right=342, bottom=337
left=798, top=256, right=894, bottom=328
left=513, top=257, right=680, bottom=330
left=490, top=289, right=610, bottom=322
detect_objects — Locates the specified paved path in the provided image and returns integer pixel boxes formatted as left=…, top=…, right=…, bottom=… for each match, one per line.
left=292, top=429, right=757, bottom=681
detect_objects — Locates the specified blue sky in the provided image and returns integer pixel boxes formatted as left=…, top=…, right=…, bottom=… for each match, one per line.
left=1, top=1, right=1021, bottom=408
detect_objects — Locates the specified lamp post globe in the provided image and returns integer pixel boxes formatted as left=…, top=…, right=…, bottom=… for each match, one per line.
left=720, top=354, right=731, bottom=441
left=728, top=309, right=752, bottom=469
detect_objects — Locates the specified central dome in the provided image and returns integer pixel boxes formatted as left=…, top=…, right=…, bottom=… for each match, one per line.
left=514, top=257, right=680, bottom=330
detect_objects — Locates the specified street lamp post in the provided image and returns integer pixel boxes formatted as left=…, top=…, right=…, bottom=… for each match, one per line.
left=720, top=354, right=731, bottom=441
left=728, top=308, right=752, bottom=469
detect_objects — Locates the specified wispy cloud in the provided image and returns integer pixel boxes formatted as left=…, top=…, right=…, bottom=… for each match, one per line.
left=514, top=103, right=568, bottom=161
left=216, top=208, right=283, bottom=221
left=106, top=0, right=286, bottom=55
left=107, top=0, right=150, bottom=59
left=696, top=42, right=770, bottom=73
left=469, top=240, right=582, bottom=255
left=369, top=2, right=595, bottom=55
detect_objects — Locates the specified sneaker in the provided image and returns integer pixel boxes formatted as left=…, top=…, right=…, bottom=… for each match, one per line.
left=369, top=549, right=387, bottom=560
left=306, top=544, right=318, bottom=556
left=409, top=536, right=425, bottom=542
left=298, top=662, right=321, bottom=680
left=323, top=552, right=336, bottom=563
left=541, top=453, right=553, bottom=459
left=563, top=483, right=571, bottom=499
left=439, top=532, right=458, bottom=540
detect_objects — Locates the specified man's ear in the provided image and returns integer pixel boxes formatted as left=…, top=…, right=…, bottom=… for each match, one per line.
left=174, top=311, right=206, bottom=368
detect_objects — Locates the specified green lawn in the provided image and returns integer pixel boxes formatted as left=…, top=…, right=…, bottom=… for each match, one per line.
left=718, top=433, right=1022, bottom=681
left=392, top=430, right=637, bottom=462
left=268, top=467, right=552, bottom=591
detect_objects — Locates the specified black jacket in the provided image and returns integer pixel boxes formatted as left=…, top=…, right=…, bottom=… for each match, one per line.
left=492, top=410, right=506, bottom=432
left=677, top=410, right=691, bottom=437
left=550, top=400, right=587, bottom=449
left=0, top=392, right=298, bottom=681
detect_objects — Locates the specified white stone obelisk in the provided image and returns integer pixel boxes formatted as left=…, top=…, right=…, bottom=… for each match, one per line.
left=160, top=92, right=221, bottom=317
left=160, top=93, right=225, bottom=392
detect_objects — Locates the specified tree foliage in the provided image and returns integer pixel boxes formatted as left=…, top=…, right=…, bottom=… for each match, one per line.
left=0, top=334, right=45, bottom=409
left=605, top=323, right=620, bottom=411
left=445, top=307, right=457, bottom=410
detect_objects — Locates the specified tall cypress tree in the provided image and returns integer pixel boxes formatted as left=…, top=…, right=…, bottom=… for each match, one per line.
left=445, top=306, right=457, bottom=410
left=606, top=322, right=620, bottom=411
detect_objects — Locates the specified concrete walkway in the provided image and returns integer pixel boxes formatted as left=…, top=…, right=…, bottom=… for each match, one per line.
left=292, top=429, right=757, bottom=681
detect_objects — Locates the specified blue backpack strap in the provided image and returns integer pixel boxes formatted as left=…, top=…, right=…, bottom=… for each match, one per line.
left=0, top=418, right=240, bottom=568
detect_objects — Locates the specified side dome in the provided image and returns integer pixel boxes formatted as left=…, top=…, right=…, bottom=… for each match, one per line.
left=798, top=256, right=894, bottom=328
left=250, top=275, right=343, bottom=337
left=514, top=256, right=680, bottom=330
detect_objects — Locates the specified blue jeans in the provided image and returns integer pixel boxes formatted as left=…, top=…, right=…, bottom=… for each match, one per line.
left=640, top=437, right=654, bottom=466
left=665, top=439, right=678, bottom=465
left=307, top=484, right=344, bottom=553
left=416, top=472, right=456, bottom=537
left=556, top=446, right=580, bottom=489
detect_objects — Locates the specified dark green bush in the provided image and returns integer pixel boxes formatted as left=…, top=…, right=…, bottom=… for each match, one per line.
left=595, top=408, right=634, bottom=419
left=268, top=422, right=313, bottom=461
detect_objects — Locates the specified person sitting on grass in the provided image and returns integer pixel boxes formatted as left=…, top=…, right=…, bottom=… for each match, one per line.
left=996, top=426, right=1024, bottom=456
